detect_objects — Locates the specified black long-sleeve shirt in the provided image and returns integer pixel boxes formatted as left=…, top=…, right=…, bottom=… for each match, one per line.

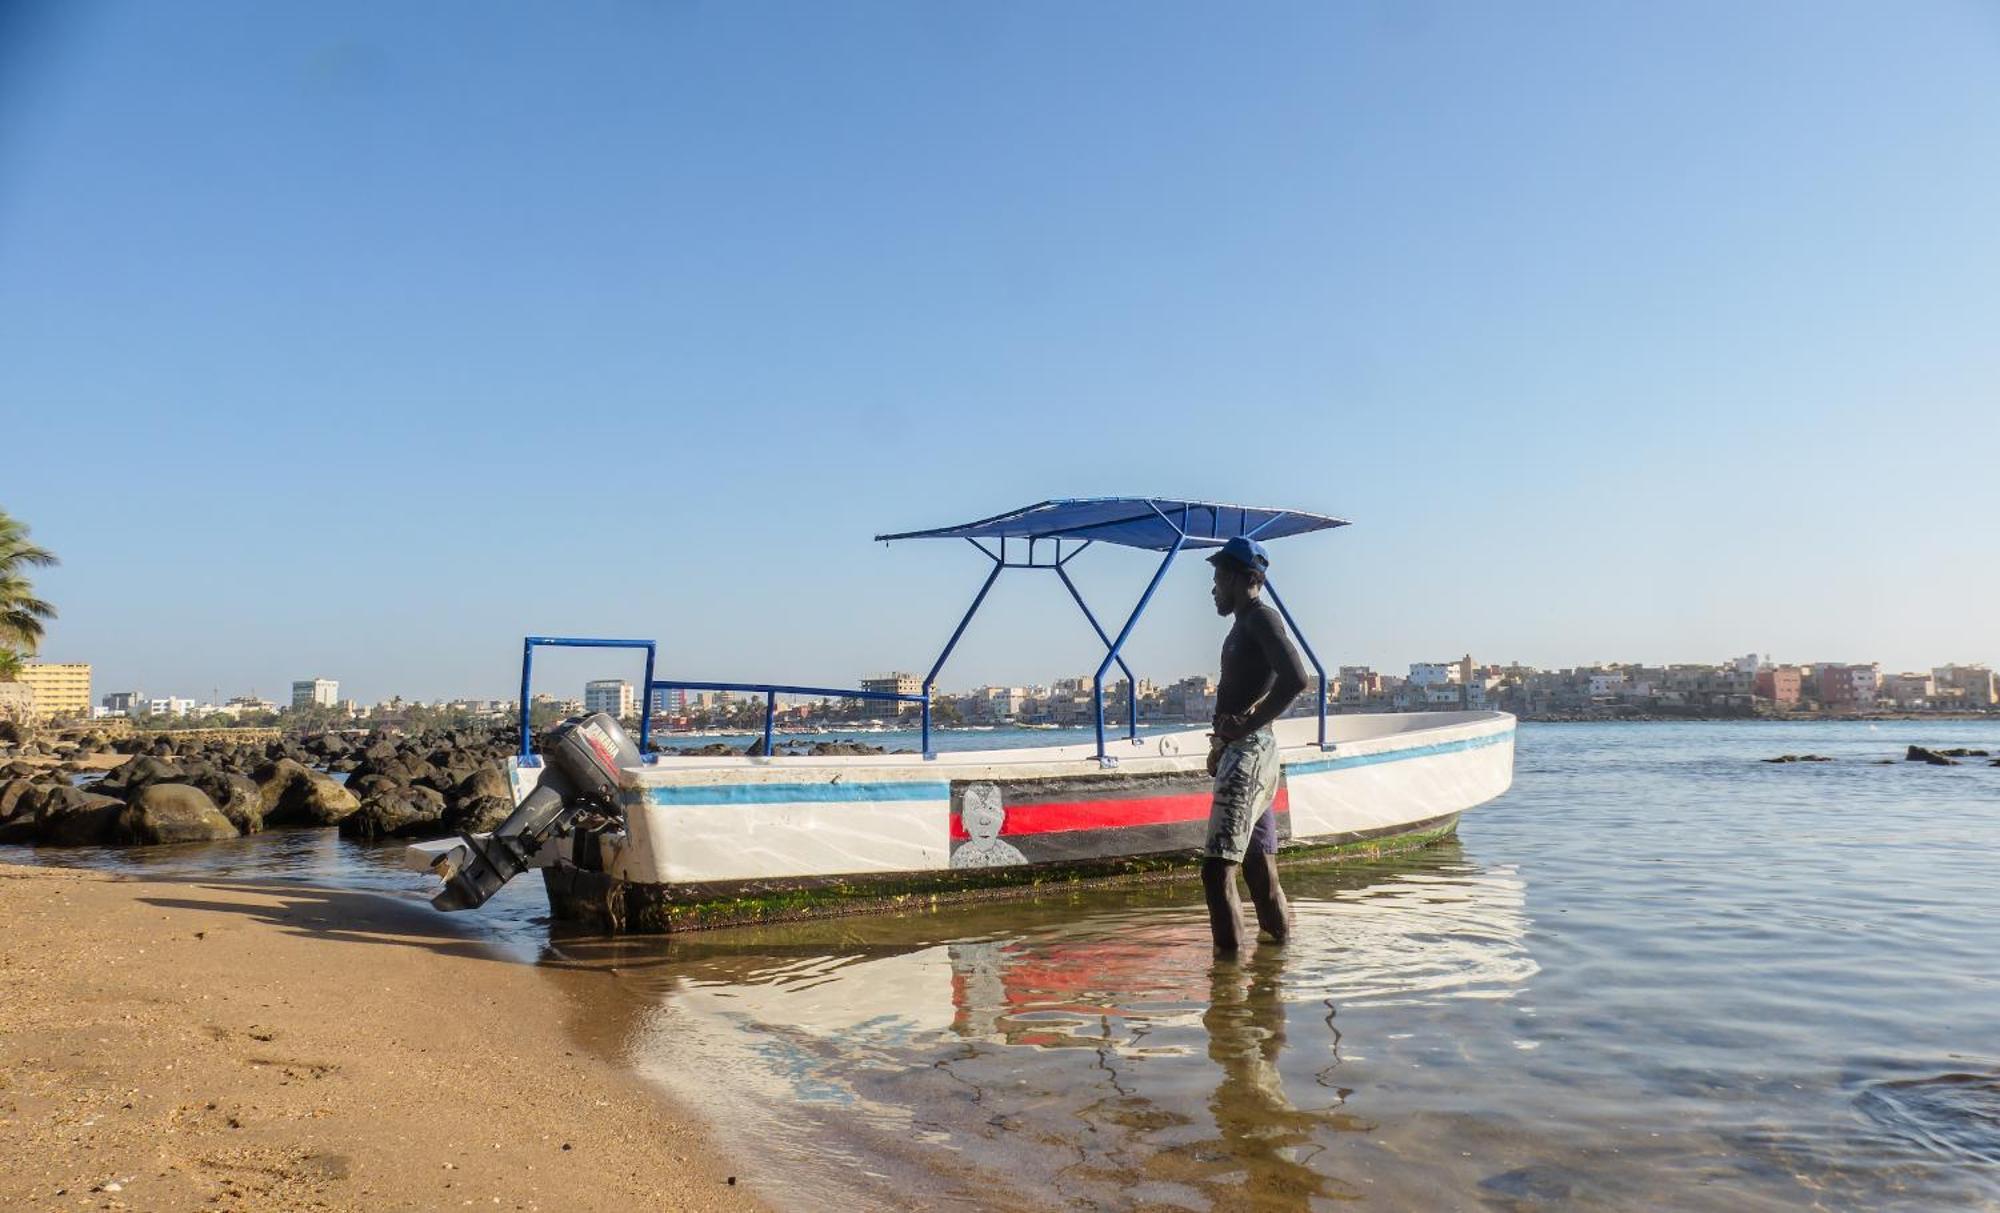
left=1215, top=598, right=1310, bottom=733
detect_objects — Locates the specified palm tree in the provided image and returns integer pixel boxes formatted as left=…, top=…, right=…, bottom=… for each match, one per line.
left=0, top=510, right=59, bottom=654
left=0, top=648, right=20, bottom=681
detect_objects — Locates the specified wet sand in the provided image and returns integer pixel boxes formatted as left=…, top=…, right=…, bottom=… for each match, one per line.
left=0, top=863, right=761, bottom=1212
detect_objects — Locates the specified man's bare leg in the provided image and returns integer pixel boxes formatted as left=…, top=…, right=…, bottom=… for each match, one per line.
left=1201, top=858, right=1245, bottom=952
left=1242, top=852, right=1291, bottom=943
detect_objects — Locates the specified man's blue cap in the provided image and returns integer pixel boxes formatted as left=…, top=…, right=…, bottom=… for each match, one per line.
left=1206, top=535, right=1270, bottom=574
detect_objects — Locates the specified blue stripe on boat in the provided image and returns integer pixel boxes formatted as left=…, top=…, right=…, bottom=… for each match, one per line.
left=1284, top=729, right=1512, bottom=777
left=639, top=781, right=952, bottom=806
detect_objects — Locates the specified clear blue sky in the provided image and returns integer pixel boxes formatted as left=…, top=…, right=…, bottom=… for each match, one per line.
left=4, top=1, right=1997, bottom=704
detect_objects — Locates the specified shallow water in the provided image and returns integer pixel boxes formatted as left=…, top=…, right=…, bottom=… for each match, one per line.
left=10, top=721, right=2000, bottom=1209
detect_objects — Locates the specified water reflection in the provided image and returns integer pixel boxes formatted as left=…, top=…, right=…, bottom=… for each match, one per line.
left=548, top=845, right=1536, bottom=1210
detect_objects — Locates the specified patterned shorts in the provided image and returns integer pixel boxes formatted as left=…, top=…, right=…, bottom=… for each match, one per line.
left=1205, top=726, right=1280, bottom=862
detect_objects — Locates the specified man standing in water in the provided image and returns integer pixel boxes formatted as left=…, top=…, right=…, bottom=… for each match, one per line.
left=1203, top=536, right=1309, bottom=952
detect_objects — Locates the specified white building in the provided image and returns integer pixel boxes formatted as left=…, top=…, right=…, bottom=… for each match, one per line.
left=1588, top=671, right=1627, bottom=699
left=584, top=679, right=636, bottom=719
left=147, top=697, right=197, bottom=717
left=292, top=678, right=339, bottom=709
left=1408, top=662, right=1458, bottom=688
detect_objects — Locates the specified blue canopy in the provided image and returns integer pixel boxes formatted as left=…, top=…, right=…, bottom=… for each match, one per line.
left=875, top=497, right=1348, bottom=553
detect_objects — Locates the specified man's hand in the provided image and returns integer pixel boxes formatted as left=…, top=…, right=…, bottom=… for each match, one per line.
left=1206, top=733, right=1227, bottom=777
left=1211, top=711, right=1252, bottom=743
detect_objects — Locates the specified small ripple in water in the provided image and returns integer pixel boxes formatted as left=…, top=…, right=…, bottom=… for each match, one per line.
left=1858, top=1071, right=2000, bottom=1166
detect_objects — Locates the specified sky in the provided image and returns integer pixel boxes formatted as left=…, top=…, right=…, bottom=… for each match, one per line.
left=2, top=1, right=1997, bottom=704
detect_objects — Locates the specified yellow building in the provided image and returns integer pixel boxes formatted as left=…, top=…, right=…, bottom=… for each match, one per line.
left=18, top=662, right=92, bottom=720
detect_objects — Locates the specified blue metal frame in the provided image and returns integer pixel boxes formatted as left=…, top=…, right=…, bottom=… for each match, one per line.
left=647, top=679, right=927, bottom=757
left=912, top=503, right=1337, bottom=763
left=515, top=503, right=1337, bottom=769
left=517, top=636, right=657, bottom=765
left=1262, top=579, right=1329, bottom=751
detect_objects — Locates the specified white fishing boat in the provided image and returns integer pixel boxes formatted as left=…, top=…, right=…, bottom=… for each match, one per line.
left=410, top=498, right=1516, bottom=932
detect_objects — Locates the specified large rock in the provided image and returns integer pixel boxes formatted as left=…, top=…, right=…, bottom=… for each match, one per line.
left=450, top=795, right=515, bottom=834
left=1906, top=745, right=1958, bottom=766
left=35, top=787, right=128, bottom=845
left=254, top=759, right=360, bottom=827
left=0, top=776, right=40, bottom=822
left=341, top=785, right=448, bottom=840
left=115, top=783, right=239, bottom=845
left=445, top=766, right=511, bottom=824
left=176, top=767, right=263, bottom=834
left=96, top=755, right=185, bottom=797
left=0, top=778, right=50, bottom=843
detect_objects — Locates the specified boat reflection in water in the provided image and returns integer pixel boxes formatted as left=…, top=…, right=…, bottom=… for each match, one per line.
left=545, top=843, right=1535, bottom=1211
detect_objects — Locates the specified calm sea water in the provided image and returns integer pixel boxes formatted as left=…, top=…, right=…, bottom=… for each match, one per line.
left=11, top=721, right=2000, bottom=1210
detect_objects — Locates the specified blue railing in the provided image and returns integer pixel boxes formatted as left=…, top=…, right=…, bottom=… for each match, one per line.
left=514, top=640, right=931, bottom=760
left=648, top=680, right=927, bottom=758
left=518, top=636, right=656, bottom=765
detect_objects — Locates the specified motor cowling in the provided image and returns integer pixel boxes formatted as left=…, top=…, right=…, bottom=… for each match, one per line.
left=430, top=712, right=641, bottom=911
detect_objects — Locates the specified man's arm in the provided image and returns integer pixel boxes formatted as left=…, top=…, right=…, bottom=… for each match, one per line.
left=1217, top=605, right=1309, bottom=740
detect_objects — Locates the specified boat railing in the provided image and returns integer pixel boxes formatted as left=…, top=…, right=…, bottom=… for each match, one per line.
left=647, top=680, right=928, bottom=758
left=513, top=637, right=936, bottom=763
left=517, top=636, right=656, bottom=765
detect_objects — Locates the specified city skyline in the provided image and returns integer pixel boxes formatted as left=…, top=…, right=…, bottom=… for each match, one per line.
left=39, top=651, right=1999, bottom=722
left=6, top=5, right=1998, bottom=701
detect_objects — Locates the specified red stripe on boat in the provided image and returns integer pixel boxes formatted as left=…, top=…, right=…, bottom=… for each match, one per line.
left=951, top=785, right=1289, bottom=840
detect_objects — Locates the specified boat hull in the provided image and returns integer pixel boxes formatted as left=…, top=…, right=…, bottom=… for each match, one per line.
left=542, top=811, right=1464, bottom=933
left=519, top=710, right=1515, bottom=934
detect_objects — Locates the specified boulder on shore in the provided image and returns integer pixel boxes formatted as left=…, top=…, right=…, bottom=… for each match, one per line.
left=450, top=794, right=515, bottom=834
left=0, top=777, right=50, bottom=843
left=35, top=786, right=128, bottom=845
left=95, top=755, right=183, bottom=797
left=341, top=784, right=448, bottom=840
left=114, top=783, right=239, bottom=845
left=255, top=758, right=361, bottom=827
left=185, top=770, right=263, bottom=834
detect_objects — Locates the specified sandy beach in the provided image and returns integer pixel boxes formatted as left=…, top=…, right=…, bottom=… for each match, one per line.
left=0, top=862, right=761, bottom=1213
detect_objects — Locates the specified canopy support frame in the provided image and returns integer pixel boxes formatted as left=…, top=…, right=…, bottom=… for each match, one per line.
left=917, top=502, right=1335, bottom=763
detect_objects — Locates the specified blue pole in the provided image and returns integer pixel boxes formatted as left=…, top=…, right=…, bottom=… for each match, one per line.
left=1093, top=537, right=1185, bottom=762
left=923, top=561, right=1005, bottom=758
left=1263, top=579, right=1331, bottom=751
left=1055, top=565, right=1141, bottom=743
left=518, top=637, right=534, bottom=761
left=763, top=690, right=776, bottom=756
left=639, top=642, right=657, bottom=757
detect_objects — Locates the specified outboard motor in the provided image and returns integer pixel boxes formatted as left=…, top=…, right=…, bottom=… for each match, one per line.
left=429, top=712, right=640, bottom=911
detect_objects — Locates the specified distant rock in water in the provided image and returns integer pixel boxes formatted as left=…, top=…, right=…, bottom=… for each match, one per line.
left=1763, top=755, right=1833, bottom=763
left=1936, top=748, right=1990, bottom=758
left=1906, top=746, right=1959, bottom=766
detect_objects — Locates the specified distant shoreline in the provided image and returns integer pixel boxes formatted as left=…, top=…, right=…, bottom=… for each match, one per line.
left=1516, top=712, right=2000, bottom=724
